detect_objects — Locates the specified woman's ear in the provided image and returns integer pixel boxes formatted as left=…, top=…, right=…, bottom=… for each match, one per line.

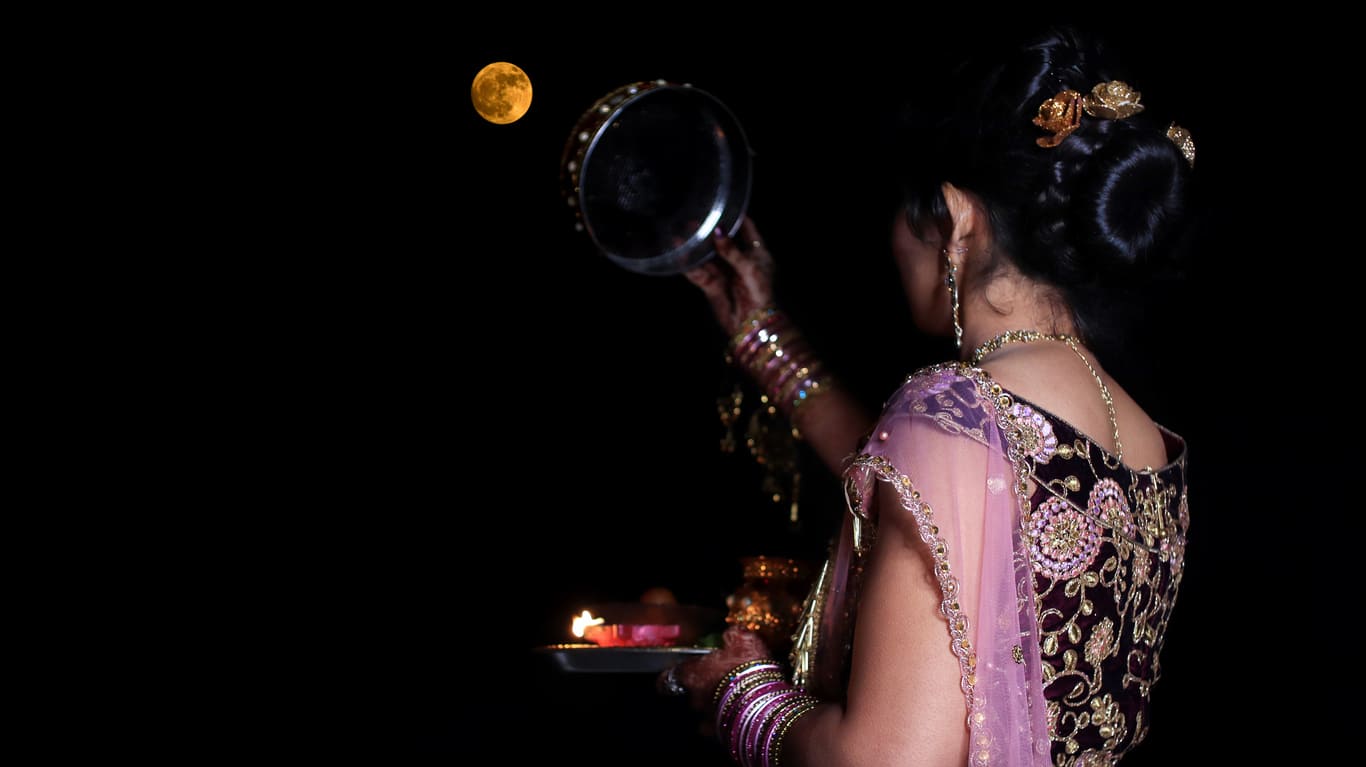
left=940, top=182, right=984, bottom=257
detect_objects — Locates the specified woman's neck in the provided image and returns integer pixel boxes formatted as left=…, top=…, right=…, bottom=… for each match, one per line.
left=957, top=275, right=1076, bottom=359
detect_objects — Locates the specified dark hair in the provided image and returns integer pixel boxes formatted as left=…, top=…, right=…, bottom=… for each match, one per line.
left=898, top=25, right=1193, bottom=349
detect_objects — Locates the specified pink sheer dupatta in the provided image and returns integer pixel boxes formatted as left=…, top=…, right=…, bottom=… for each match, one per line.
left=805, top=366, right=1051, bottom=766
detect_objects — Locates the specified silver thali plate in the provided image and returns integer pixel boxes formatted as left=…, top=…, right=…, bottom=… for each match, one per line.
left=534, top=644, right=714, bottom=673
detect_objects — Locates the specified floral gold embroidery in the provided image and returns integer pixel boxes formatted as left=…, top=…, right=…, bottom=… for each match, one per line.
left=1006, top=402, right=1058, bottom=463
left=1089, top=693, right=1127, bottom=743
left=1089, top=479, right=1135, bottom=538
left=1028, top=496, right=1101, bottom=580
left=1075, top=751, right=1117, bottom=767
left=1131, top=482, right=1175, bottom=549
left=1004, top=389, right=1185, bottom=765
left=1084, top=617, right=1116, bottom=666
left=1131, top=549, right=1150, bottom=584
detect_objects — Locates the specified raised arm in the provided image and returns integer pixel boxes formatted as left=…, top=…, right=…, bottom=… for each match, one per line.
left=684, top=217, right=873, bottom=475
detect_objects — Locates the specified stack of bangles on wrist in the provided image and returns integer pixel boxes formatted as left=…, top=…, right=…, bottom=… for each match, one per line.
left=712, top=659, right=819, bottom=767
left=730, top=307, right=829, bottom=417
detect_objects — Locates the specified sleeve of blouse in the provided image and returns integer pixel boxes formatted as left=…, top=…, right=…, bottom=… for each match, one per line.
left=843, top=367, right=1051, bottom=767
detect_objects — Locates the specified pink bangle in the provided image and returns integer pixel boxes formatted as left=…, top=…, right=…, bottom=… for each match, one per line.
left=771, top=356, right=816, bottom=402
left=761, top=696, right=819, bottom=767
left=730, top=689, right=787, bottom=762
left=742, top=690, right=802, bottom=765
left=729, top=308, right=790, bottom=369
left=713, top=660, right=781, bottom=705
left=718, top=677, right=785, bottom=738
left=730, top=306, right=782, bottom=348
left=716, top=663, right=781, bottom=705
left=726, top=306, right=833, bottom=420
left=734, top=322, right=783, bottom=367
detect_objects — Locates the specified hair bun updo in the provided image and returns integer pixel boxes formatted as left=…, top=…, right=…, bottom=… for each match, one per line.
left=1075, top=127, right=1189, bottom=279
left=898, top=25, right=1195, bottom=345
left=1026, top=109, right=1191, bottom=287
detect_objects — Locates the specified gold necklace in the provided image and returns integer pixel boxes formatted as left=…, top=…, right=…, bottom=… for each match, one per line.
left=969, top=330, right=1123, bottom=462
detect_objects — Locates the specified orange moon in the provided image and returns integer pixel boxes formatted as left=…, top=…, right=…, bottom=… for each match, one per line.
left=471, top=62, right=532, bottom=124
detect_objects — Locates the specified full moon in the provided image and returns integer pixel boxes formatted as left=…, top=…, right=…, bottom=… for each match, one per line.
left=471, top=62, right=532, bottom=124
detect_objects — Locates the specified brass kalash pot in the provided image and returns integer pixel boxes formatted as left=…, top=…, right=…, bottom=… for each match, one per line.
left=725, top=556, right=814, bottom=659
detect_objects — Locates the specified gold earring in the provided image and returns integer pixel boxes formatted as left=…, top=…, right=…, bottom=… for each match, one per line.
left=943, top=248, right=962, bottom=351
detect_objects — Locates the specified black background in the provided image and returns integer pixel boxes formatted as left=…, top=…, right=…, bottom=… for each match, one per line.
left=295, top=9, right=1306, bottom=764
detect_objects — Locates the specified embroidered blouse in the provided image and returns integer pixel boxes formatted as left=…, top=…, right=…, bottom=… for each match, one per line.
left=790, top=364, right=1188, bottom=766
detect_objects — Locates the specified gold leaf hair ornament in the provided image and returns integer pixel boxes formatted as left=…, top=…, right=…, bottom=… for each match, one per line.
left=1166, top=123, right=1196, bottom=168
left=1032, top=89, right=1083, bottom=148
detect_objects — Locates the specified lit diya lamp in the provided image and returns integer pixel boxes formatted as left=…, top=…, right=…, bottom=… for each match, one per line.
left=569, top=609, right=681, bottom=647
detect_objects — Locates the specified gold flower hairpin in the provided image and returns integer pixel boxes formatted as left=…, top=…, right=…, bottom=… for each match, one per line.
left=1032, top=89, right=1084, bottom=148
left=1082, top=81, right=1144, bottom=119
left=1033, top=80, right=1194, bottom=168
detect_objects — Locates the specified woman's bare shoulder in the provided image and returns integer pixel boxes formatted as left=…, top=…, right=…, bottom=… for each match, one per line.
left=978, top=345, right=1169, bottom=470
